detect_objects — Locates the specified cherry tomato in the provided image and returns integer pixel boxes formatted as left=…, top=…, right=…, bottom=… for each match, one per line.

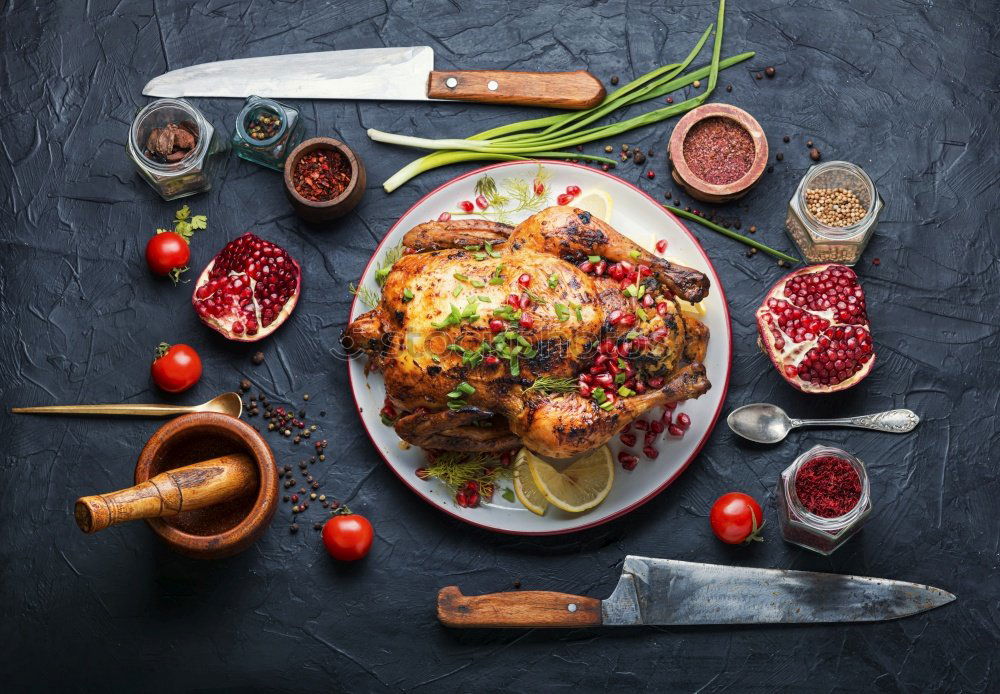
left=322, top=513, right=373, bottom=561
left=145, top=231, right=190, bottom=276
left=150, top=343, right=202, bottom=393
left=709, top=492, right=764, bottom=544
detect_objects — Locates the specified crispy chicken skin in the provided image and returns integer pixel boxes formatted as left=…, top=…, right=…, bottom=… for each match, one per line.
left=344, top=205, right=711, bottom=459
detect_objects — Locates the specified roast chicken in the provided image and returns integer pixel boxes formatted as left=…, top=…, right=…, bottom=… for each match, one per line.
left=344, top=206, right=711, bottom=460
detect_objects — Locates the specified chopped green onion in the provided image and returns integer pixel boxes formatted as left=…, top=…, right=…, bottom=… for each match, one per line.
left=592, top=387, right=606, bottom=404
left=464, top=245, right=481, bottom=251
left=473, top=252, right=487, bottom=261
left=599, top=401, right=614, bottom=411
left=554, top=303, right=570, bottom=322
left=588, top=255, right=601, bottom=263
left=629, top=249, right=641, bottom=260
left=618, top=385, right=636, bottom=397
left=636, top=307, right=648, bottom=321
left=454, top=273, right=469, bottom=282
left=446, top=390, right=463, bottom=399
left=452, top=286, right=462, bottom=298
left=402, top=288, right=414, bottom=302
left=548, top=273, right=559, bottom=289
left=478, top=294, right=491, bottom=302
left=457, top=382, right=476, bottom=395
left=615, top=372, right=626, bottom=385
left=470, top=279, right=486, bottom=288
left=485, top=242, right=501, bottom=258
left=626, top=330, right=640, bottom=340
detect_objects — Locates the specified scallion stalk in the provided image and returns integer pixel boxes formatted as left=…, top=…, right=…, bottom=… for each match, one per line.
left=664, top=205, right=800, bottom=264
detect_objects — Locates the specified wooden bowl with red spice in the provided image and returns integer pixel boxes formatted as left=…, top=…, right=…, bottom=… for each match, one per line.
left=284, top=137, right=366, bottom=223
left=667, top=104, right=768, bottom=204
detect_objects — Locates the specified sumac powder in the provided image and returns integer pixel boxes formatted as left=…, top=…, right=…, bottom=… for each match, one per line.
left=682, top=117, right=755, bottom=185
left=794, top=455, right=861, bottom=517
left=293, top=148, right=352, bottom=202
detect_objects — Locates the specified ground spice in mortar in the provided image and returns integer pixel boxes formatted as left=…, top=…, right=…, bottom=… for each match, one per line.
left=682, top=117, right=755, bottom=186
left=794, top=455, right=861, bottom=517
left=293, top=148, right=352, bottom=202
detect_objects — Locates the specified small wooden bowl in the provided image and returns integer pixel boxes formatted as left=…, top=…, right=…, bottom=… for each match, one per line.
left=283, top=137, right=366, bottom=223
left=667, top=104, right=768, bottom=203
left=135, top=412, right=277, bottom=559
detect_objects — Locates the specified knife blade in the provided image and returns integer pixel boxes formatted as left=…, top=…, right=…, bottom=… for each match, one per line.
left=142, top=46, right=605, bottom=110
left=437, top=556, right=955, bottom=628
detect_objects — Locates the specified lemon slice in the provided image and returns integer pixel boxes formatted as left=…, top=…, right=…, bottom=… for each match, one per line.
left=513, top=449, right=548, bottom=516
left=574, top=189, right=613, bottom=221
left=525, top=446, right=614, bottom=513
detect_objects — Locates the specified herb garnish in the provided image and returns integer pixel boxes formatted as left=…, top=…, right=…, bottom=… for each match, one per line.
left=525, top=376, right=578, bottom=394
left=156, top=204, right=208, bottom=284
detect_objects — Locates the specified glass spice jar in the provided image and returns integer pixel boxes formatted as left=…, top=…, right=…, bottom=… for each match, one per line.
left=785, top=161, right=883, bottom=265
left=127, top=98, right=225, bottom=201
left=231, top=95, right=303, bottom=171
left=777, top=444, right=872, bottom=555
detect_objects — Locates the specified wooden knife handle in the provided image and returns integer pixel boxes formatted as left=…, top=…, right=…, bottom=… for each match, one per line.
left=427, top=70, right=605, bottom=110
left=74, top=454, right=257, bottom=533
left=437, top=586, right=602, bottom=628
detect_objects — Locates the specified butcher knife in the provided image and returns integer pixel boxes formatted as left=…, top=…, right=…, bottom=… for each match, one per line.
left=142, top=46, right=605, bottom=110
left=437, top=556, right=955, bottom=628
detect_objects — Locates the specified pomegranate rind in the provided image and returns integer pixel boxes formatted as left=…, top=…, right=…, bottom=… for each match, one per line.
left=755, top=263, right=874, bottom=394
left=192, top=234, right=301, bottom=343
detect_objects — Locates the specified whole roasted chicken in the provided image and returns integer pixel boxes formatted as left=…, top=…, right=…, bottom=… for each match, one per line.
left=345, top=206, right=711, bottom=460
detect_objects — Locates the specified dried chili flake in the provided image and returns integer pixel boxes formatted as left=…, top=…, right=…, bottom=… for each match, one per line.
left=293, top=149, right=352, bottom=202
left=682, top=117, right=755, bottom=186
left=794, top=455, right=861, bottom=517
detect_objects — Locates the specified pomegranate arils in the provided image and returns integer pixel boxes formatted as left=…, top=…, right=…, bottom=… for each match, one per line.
left=756, top=264, right=874, bottom=393
left=192, top=233, right=301, bottom=342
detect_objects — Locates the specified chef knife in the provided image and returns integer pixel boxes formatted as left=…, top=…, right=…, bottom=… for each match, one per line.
left=437, top=556, right=955, bottom=628
left=142, top=46, right=605, bottom=110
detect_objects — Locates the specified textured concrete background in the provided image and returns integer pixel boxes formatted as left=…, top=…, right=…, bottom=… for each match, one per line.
left=1, top=0, right=998, bottom=691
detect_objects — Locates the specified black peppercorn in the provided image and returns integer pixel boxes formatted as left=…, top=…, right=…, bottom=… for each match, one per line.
left=725, top=84, right=732, bottom=92
left=764, top=66, right=775, bottom=77
left=252, top=351, right=265, bottom=365
left=290, top=524, right=298, bottom=533
left=610, top=75, right=619, bottom=85
left=809, top=147, right=821, bottom=161
left=755, top=72, right=763, bottom=80
left=776, top=152, right=783, bottom=161
left=782, top=135, right=790, bottom=143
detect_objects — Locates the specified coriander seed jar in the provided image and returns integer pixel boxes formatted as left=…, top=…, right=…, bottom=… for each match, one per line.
left=128, top=98, right=225, bottom=201
left=785, top=161, right=883, bottom=265
left=777, top=445, right=872, bottom=555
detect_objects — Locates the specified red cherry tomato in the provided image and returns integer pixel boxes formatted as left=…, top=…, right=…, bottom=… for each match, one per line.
left=710, top=492, right=764, bottom=544
left=146, top=232, right=190, bottom=276
left=322, top=514, right=373, bottom=561
left=150, top=343, right=202, bottom=393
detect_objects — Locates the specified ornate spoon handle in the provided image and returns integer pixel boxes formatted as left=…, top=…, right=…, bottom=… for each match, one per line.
left=790, top=409, right=920, bottom=433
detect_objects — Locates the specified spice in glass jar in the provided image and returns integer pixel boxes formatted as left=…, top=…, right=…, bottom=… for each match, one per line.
left=144, top=121, right=199, bottom=163
left=777, top=445, right=871, bottom=555
left=247, top=112, right=282, bottom=141
left=293, top=149, right=352, bottom=202
left=805, top=187, right=867, bottom=227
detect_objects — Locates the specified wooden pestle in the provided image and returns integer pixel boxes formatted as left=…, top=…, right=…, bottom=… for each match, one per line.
left=75, top=454, right=258, bottom=533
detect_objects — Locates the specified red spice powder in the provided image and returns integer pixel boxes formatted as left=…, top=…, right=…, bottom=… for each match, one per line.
left=293, top=148, right=352, bottom=202
left=682, top=117, right=755, bottom=186
left=794, top=455, right=862, bottom=518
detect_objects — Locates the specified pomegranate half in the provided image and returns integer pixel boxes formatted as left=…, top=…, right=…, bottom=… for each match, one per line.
left=755, top=263, right=874, bottom=393
left=192, top=233, right=301, bottom=341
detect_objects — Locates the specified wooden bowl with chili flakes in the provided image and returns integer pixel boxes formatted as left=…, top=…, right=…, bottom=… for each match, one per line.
left=667, top=103, right=768, bottom=204
left=135, top=412, right=278, bottom=559
left=284, top=137, right=366, bottom=223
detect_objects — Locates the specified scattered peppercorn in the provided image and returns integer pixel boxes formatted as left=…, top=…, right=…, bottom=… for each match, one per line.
left=289, top=523, right=298, bottom=533
left=610, top=75, right=619, bottom=85
left=604, top=145, right=613, bottom=153
left=632, top=150, right=646, bottom=165
left=240, top=378, right=251, bottom=392
left=805, top=187, right=867, bottom=226
left=252, top=351, right=265, bottom=365
left=810, top=147, right=822, bottom=161
left=725, top=84, right=732, bottom=92
left=755, top=72, right=763, bottom=80
left=767, top=165, right=774, bottom=173
left=764, top=66, right=775, bottom=78
left=621, top=144, right=629, bottom=152
left=665, top=96, right=673, bottom=104
left=806, top=140, right=814, bottom=147
left=692, top=80, right=701, bottom=88
left=246, top=110, right=282, bottom=140
left=776, top=152, right=783, bottom=161
left=782, top=135, right=790, bottom=143
left=663, top=191, right=672, bottom=199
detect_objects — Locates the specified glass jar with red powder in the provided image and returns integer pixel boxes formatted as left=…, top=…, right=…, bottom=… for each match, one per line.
left=777, top=445, right=871, bottom=555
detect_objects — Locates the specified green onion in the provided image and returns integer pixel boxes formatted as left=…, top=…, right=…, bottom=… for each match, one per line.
left=457, top=382, right=476, bottom=395
left=588, top=255, right=601, bottom=263
left=402, top=288, right=414, bottom=302
left=626, top=330, right=640, bottom=340
left=548, top=273, right=559, bottom=289
left=554, top=303, right=570, bottom=322
left=454, top=273, right=469, bottom=282
left=615, top=372, right=627, bottom=385
left=617, top=385, right=636, bottom=397
left=372, top=0, right=751, bottom=192
left=471, top=279, right=486, bottom=288
left=570, top=302, right=583, bottom=321
left=664, top=205, right=800, bottom=263
left=599, top=401, right=614, bottom=411
left=465, top=245, right=481, bottom=251
left=629, top=249, right=640, bottom=260
left=478, top=294, right=491, bottom=302
left=446, top=390, right=463, bottom=399
left=636, top=307, right=648, bottom=321
left=485, top=242, right=501, bottom=258
left=473, top=252, right=487, bottom=261
left=452, top=286, right=462, bottom=298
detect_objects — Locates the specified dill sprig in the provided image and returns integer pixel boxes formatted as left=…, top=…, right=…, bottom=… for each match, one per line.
left=423, top=451, right=511, bottom=493
left=349, top=282, right=380, bottom=309
left=464, top=165, right=551, bottom=224
left=524, top=376, right=578, bottom=394
left=350, top=243, right=404, bottom=309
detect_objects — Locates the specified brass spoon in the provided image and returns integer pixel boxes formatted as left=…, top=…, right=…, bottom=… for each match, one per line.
left=11, top=392, right=243, bottom=418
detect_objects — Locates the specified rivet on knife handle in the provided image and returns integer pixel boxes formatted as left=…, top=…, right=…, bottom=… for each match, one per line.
left=437, top=586, right=602, bottom=627
left=427, top=70, right=605, bottom=110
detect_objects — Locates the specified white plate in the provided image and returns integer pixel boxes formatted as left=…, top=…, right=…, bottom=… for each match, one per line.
left=348, top=161, right=732, bottom=534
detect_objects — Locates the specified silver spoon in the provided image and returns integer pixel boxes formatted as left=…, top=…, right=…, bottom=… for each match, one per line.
left=11, top=392, right=243, bottom=418
left=727, top=403, right=920, bottom=444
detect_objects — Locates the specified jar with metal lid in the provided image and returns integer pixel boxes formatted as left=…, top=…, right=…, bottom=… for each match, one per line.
left=777, top=444, right=872, bottom=555
left=785, top=161, right=883, bottom=265
left=127, top=98, right=225, bottom=201
left=231, top=96, right=303, bottom=171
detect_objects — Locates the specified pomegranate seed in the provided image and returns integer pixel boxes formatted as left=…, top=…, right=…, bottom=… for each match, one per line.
left=519, top=292, right=531, bottom=309
left=489, top=319, right=504, bottom=333
left=643, top=445, right=659, bottom=459
left=415, top=468, right=430, bottom=480
left=655, top=239, right=668, bottom=253
left=506, top=294, right=521, bottom=309
left=467, top=492, right=479, bottom=507
left=594, top=260, right=607, bottom=276
left=647, top=376, right=664, bottom=388
left=618, top=452, right=638, bottom=470
left=677, top=413, right=691, bottom=430
left=533, top=178, right=545, bottom=195
left=608, top=310, right=624, bottom=324
left=517, top=273, right=531, bottom=287
left=578, top=382, right=592, bottom=397
left=519, top=313, right=534, bottom=329
left=607, top=360, right=621, bottom=375
left=641, top=294, right=655, bottom=308
left=633, top=337, right=649, bottom=352
left=458, top=200, right=474, bottom=213
left=456, top=491, right=467, bottom=507
left=656, top=302, right=670, bottom=316
left=620, top=432, right=637, bottom=447
left=633, top=419, right=648, bottom=431
left=619, top=313, right=637, bottom=327
left=650, top=420, right=664, bottom=434
left=475, top=194, right=489, bottom=210
left=485, top=355, right=500, bottom=365
left=594, top=354, right=610, bottom=368
left=634, top=380, right=646, bottom=394
left=661, top=409, right=672, bottom=424
left=604, top=392, right=616, bottom=405
left=664, top=402, right=677, bottom=411
left=646, top=170, right=655, bottom=179
left=608, top=263, right=626, bottom=280
left=599, top=339, right=616, bottom=355
left=580, top=373, right=594, bottom=384
left=638, top=264, right=653, bottom=277
left=617, top=341, right=631, bottom=357
left=593, top=373, right=613, bottom=388
left=566, top=185, right=581, bottom=196
left=557, top=193, right=573, bottom=205
left=438, top=212, right=451, bottom=222
left=668, top=423, right=684, bottom=437
left=578, top=260, right=594, bottom=273
left=644, top=431, right=656, bottom=445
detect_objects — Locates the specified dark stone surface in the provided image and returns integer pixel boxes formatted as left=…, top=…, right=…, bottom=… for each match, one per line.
left=2, top=0, right=997, bottom=691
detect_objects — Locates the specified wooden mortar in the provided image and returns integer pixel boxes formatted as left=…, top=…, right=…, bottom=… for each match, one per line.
left=283, top=137, right=366, bottom=223
left=78, top=412, right=278, bottom=559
